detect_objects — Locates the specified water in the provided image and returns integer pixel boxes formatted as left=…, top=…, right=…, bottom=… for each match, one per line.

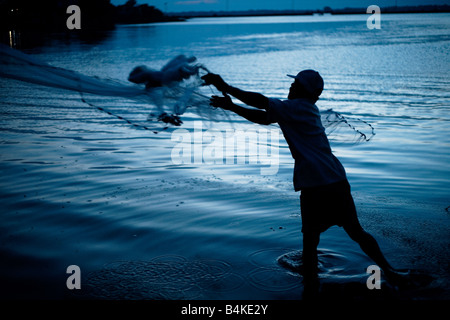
left=0, top=13, right=449, bottom=300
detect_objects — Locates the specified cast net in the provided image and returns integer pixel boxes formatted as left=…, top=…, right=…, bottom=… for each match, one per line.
left=0, top=44, right=374, bottom=142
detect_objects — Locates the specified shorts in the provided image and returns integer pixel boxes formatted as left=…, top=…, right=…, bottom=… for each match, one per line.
left=300, top=179, right=358, bottom=233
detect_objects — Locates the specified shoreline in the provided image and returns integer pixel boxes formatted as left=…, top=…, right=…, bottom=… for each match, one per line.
left=1, top=3, right=449, bottom=31
left=168, top=5, right=450, bottom=19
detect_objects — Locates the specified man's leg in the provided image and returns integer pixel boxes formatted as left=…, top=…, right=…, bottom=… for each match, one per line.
left=343, top=221, right=399, bottom=278
left=302, top=231, right=320, bottom=276
left=340, top=186, right=411, bottom=286
left=302, top=231, right=320, bottom=299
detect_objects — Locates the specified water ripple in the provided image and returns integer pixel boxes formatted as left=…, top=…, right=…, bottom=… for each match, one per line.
left=79, top=255, right=245, bottom=300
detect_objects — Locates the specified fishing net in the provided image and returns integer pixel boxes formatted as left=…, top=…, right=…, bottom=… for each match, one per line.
left=0, top=44, right=226, bottom=133
left=0, top=44, right=374, bottom=142
left=320, top=109, right=375, bottom=144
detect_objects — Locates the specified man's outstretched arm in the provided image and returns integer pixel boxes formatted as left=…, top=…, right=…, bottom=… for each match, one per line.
left=210, top=95, right=273, bottom=125
left=202, top=73, right=269, bottom=110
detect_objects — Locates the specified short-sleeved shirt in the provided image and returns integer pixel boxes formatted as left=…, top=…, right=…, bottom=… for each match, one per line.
left=267, top=98, right=347, bottom=191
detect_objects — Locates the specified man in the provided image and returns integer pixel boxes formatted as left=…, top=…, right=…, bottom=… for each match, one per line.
left=201, top=70, right=405, bottom=290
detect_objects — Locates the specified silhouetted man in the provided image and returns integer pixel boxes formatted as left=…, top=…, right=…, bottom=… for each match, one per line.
left=202, top=71, right=405, bottom=294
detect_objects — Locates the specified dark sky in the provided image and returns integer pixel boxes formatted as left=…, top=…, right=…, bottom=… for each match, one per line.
left=110, top=0, right=450, bottom=13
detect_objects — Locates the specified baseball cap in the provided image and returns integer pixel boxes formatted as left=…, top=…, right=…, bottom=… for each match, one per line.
left=287, top=70, right=324, bottom=98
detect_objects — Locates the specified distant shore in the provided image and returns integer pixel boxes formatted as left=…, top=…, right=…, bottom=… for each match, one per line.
left=1, top=2, right=449, bottom=33
left=168, top=5, right=450, bottom=19
left=1, top=2, right=449, bottom=49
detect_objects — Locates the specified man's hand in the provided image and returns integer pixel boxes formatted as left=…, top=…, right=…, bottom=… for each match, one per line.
left=201, top=73, right=229, bottom=92
left=203, top=72, right=269, bottom=111
left=210, top=94, right=234, bottom=110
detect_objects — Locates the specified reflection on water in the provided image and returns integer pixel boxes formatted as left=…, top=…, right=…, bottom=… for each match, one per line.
left=8, top=29, right=20, bottom=48
left=1, top=27, right=115, bottom=50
